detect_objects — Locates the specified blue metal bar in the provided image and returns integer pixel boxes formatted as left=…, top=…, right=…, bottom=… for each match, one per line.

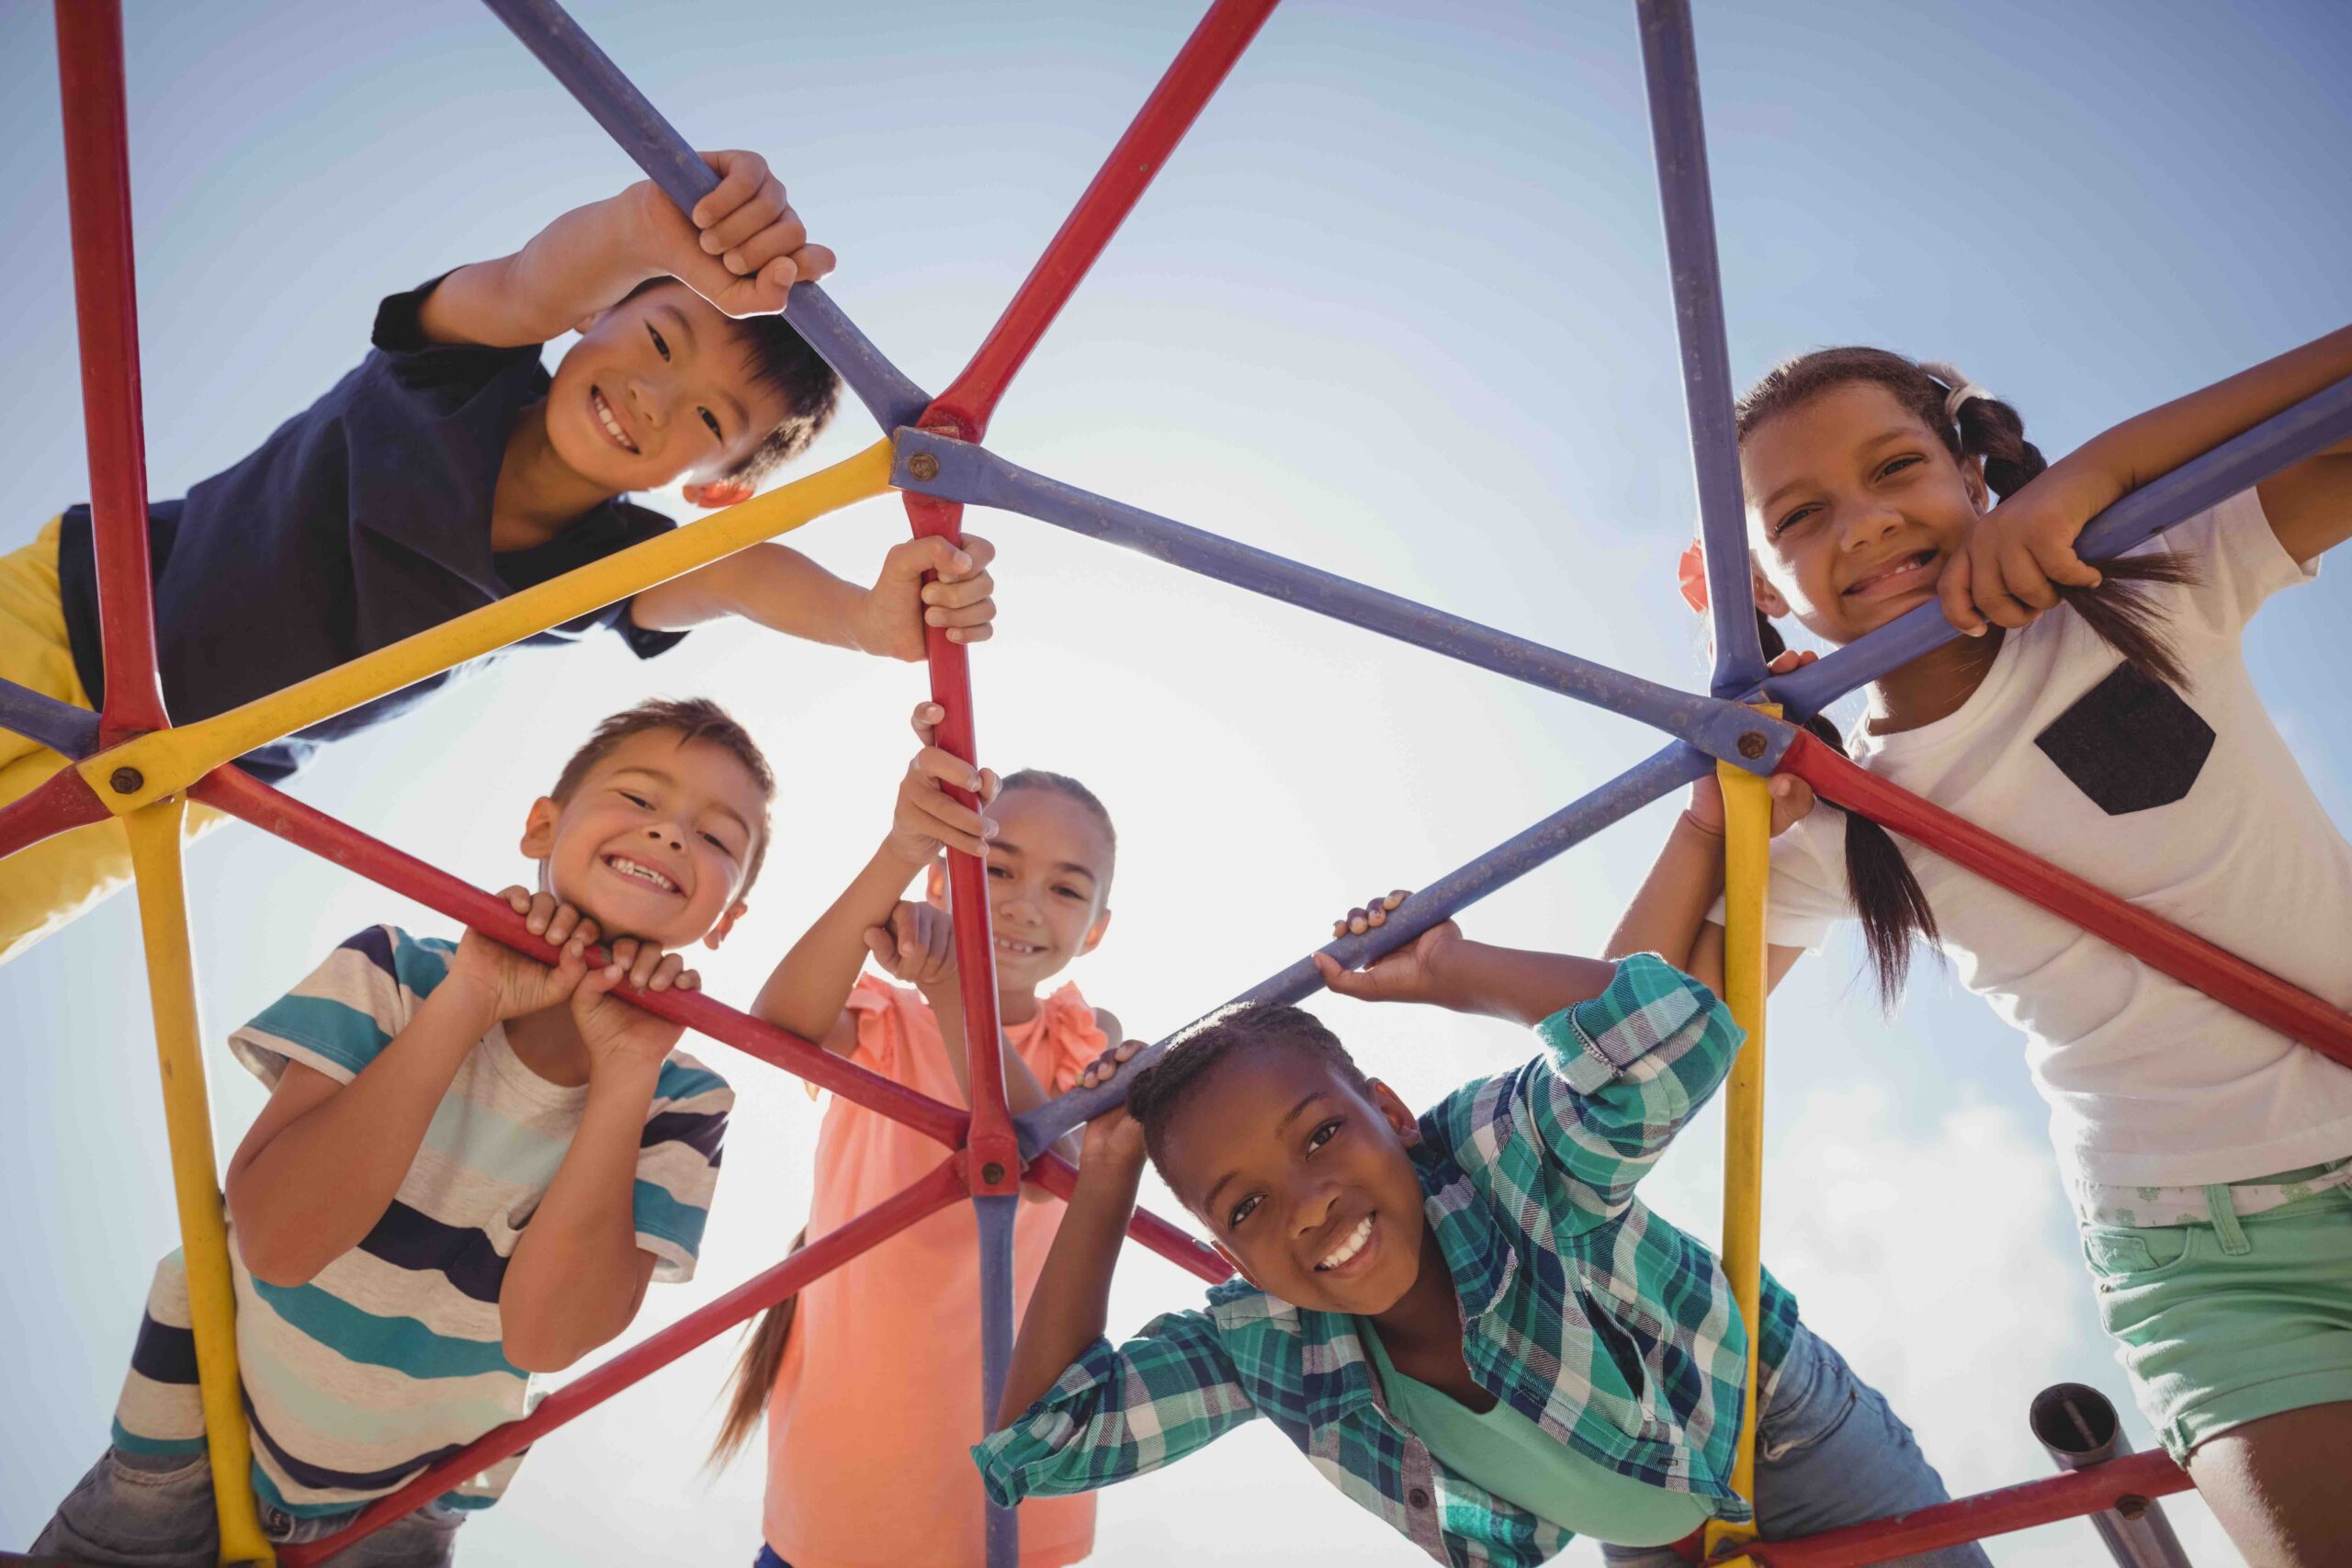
left=1635, top=0, right=1763, bottom=699
left=1017, top=740, right=1713, bottom=1156
left=1767, top=374, right=2352, bottom=721
left=973, top=1192, right=1020, bottom=1568
left=0, top=677, right=101, bottom=759
left=894, top=430, right=1795, bottom=774
left=479, top=0, right=932, bottom=434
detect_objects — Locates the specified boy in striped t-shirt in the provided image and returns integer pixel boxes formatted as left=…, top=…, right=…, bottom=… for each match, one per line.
left=36, top=696, right=926, bottom=1566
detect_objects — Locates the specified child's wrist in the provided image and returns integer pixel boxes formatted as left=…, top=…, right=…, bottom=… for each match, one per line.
left=1676, top=809, right=1726, bottom=843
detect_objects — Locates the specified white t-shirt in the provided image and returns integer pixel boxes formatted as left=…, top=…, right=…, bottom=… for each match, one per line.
left=1743, top=490, right=2352, bottom=1189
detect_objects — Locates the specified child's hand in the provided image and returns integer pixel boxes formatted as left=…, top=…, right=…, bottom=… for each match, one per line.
left=857, top=536, right=999, bottom=660
left=1935, top=465, right=2114, bottom=635
left=631, top=150, right=835, bottom=318
left=1684, top=650, right=1816, bottom=838
left=1075, top=1040, right=1148, bottom=1174
left=569, top=937, right=697, bottom=1077
left=884, top=702, right=1000, bottom=866
left=865, top=900, right=958, bottom=998
left=450, top=888, right=597, bottom=1020
left=1312, top=891, right=1462, bottom=1006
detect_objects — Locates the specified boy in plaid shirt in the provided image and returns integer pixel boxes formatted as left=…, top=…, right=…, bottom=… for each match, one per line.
left=977, top=899, right=1984, bottom=1566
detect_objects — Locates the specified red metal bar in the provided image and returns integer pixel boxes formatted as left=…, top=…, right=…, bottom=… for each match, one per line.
left=1742, top=1449, right=2189, bottom=1567
left=904, top=491, right=1023, bottom=1199
left=53, top=0, right=168, bottom=743
left=193, top=766, right=972, bottom=1147
left=278, top=1156, right=969, bottom=1565
left=1024, top=1148, right=1227, bottom=1283
left=0, top=765, right=113, bottom=862
left=1782, top=731, right=2352, bottom=1067
left=918, top=0, right=1279, bottom=442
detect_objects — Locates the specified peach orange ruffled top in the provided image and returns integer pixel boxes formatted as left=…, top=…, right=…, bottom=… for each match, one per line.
left=763, top=976, right=1106, bottom=1568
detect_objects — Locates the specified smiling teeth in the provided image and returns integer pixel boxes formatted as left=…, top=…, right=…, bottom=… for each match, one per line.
left=592, top=389, right=639, bottom=454
left=605, top=854, right=677, bottom=893
left=994, top=936, right=1043, bottom=955
left=1317, top=1215, right=1374, bottom=1272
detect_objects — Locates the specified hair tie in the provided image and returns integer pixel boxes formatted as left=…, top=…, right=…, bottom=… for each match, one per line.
left=1676, top=540, right=1710, bottom=613
left=1920, top=359, right=1993, bottom=427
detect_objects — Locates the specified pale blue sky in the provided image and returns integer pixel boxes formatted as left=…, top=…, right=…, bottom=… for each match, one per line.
left=2, top=1, right=2346, bottom=1562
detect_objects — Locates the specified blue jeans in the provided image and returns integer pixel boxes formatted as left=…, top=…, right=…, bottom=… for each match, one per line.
left=31, top=1447, right=465, bottom=1567
left=1601, top=1324, right=1990, bottom=1567
left=752, top=1548, right=792, bottom=1568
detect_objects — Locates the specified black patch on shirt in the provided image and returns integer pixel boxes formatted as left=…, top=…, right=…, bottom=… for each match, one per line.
left=2033, top=663, right=2213, bottom=815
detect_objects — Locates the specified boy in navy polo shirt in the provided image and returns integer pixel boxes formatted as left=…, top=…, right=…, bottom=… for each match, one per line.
left=0, top=148, right=995, bottom=963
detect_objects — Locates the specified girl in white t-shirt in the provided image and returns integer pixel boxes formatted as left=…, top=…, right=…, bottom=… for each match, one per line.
left=1608, top=328, right=2352, bottom=1566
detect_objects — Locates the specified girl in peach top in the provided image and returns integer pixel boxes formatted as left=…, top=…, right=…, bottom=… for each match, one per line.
left=716, top=721, right=1121, bottom=1568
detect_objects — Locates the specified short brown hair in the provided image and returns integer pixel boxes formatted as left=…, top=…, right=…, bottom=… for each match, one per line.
left=550, top=697, right=778, bottom=892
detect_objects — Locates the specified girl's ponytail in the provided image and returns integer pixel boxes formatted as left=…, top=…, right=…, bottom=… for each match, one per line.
left=708, top=1227, right=807, bottom=1468
left=1755, top=611, right=1939, bottom=1008
left=1732, top=346, right=2200, bottom=1005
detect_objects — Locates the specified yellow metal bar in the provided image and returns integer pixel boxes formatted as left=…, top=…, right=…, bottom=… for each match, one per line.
left=81, top=439, right=898, bottom=811
left=125, top=797, right=276, bottom=1567
left=1702, top=717, right=1775, bottom=1567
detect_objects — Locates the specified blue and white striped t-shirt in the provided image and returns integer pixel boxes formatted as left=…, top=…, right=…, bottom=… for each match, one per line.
left=108, top=925, right=732, bottom=1517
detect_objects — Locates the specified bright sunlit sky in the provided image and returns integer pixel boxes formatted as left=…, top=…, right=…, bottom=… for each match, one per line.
left=4, top=1, right=2347, bottom=1562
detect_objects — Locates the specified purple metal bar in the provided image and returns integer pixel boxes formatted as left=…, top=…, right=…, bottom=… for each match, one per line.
left=2028, top=1383, right=2194, bottom=1568
left=1635, top=0, right=1763, bottom=699
left=974, top=1193, right=1020, bottom=1568
left=893, top=430, right=1793, bottom=773
left=1768, top=373, right=2352, bottom=720
left=1020, top=740, right=1714, bottom=1153
left=479, top=0, right=931, bottom=433
left=0, top=677, right=101, bottom=760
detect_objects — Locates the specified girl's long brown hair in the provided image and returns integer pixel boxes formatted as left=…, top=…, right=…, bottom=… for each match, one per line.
left=1736, top=347, right=2196, bottom=1007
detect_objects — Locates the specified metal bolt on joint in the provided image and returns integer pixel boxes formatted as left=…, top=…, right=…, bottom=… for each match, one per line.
left=1736, top=731, right=1768, bottom=760
left=980, top=1161, right=1006, bottom=1186
left=2115, top=1495, right=2150, bottom=1520
left=109, top=766, right=144, bottom=795
left=906, top=453, right=941, bottom=482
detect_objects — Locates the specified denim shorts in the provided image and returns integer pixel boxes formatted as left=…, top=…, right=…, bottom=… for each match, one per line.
left=1600, top=1323, right=1989, bottom=1567
left=2080, top=1178, right=2352, bottom=1461
left=31, top=1447, right=465, bottom=1568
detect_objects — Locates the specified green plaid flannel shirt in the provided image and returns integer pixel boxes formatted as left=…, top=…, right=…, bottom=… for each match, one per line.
left=975, top=953, right=1800, bottom=1567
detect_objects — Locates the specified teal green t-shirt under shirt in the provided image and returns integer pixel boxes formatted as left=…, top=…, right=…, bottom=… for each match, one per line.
left=1358, top=1318, right=1713, bottom=1549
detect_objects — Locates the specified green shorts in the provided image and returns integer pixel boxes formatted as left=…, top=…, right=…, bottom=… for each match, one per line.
left=2079, top=1170, right=2352, bottom=1461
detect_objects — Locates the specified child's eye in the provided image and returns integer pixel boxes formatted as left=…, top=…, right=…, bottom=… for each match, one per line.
left=1771, top=503, right=1817, bottom=538
left=700, top=830, right=738, bottom=857
left=1227, top=1194, right=1261, bottom=1228
left=699, top=408, right=724, bottom=441
left=618, top=790, right=650, bottom=808
left=646, top=324, right=670, bottom=362
left=1055, top=885, right=1083, bottom=900
left=1878, top=455, right=1922, bottom=480
left=1306, top=1118, right=1342, bottom=1153
left=986, top=864, right=1012, bottom=880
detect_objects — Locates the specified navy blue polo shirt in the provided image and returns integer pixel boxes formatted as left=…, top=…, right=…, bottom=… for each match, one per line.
left=56, top=278, right=686, bottom=784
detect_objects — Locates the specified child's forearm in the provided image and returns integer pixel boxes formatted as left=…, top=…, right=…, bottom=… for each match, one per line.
left=416, top=192, right=662, bottom=349
left=1605, top=814, right=1729, bottom=987
left=1419, top=939, right=1621, bottom=1029
left=996, top=1157, right=1143, bottom=1427
left=2058, top=325, right=2352, bottom=510
left=755, top=847, right=923, bottom=1042
left=499, top=1061, right=662, bottom=1372
left=627, top=543, right=872, bottom=645
left=226, top=983, right=494, bottom=1285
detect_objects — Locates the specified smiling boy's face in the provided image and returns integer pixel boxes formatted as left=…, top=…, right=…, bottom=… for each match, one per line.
left=1155, top=1044, right=1430, bottom=1315
left=544, top=282, right=796, bottom=495
left=521, top=727, right=766, bottom=950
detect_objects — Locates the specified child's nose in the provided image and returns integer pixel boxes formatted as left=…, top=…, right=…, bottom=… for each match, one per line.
left=645, top=823, right=682, bottom=851
left=626, top=378, right=666, bottom=431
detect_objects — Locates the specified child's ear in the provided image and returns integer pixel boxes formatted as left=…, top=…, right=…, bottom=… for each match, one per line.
left=703, top=898, right=749, bottom=952
left=682, top=479, right=757, bottom=510
left=1368, top=1079, right=1420, bottom=1145
left=1961, top=454, right=1990, bottom=513
left=924, top=858, right=949, bottom=911
left=519, top=797, right=561, bottom=862
left=1078, top=907, right=1113, bottom=957
left=1750, top=567, right=1792, bottom=618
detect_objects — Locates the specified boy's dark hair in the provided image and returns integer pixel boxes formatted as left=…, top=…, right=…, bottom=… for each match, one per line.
left=1127, top=1004, right=1375, bottom=1179
left=549, top=696, right=777, bottom=892
left=625, top=278, right=841, bottom=485
left=998, top=769, right=1118, bottom=895
left=1735, top=346, right=2197, bottom=1009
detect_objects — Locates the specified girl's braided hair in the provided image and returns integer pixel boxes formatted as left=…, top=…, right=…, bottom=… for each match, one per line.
left=1735, top=347, right=2195, bottom=1007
